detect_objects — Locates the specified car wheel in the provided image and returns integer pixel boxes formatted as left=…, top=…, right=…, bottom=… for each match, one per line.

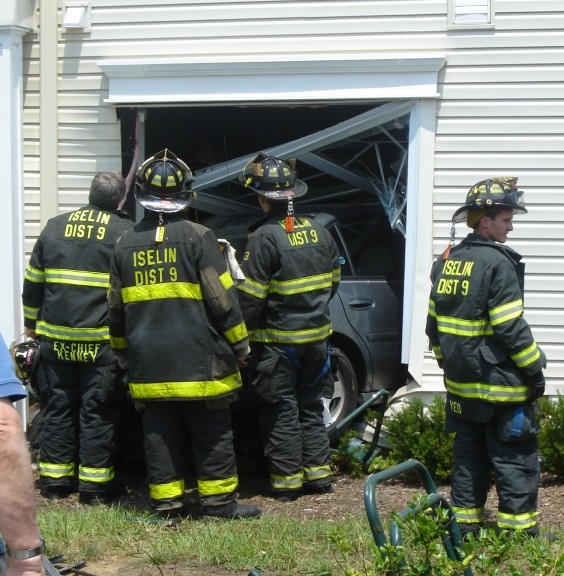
left=323, top=347, right=359, bottom=438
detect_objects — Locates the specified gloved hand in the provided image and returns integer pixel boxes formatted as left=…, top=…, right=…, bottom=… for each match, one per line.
left=527, top=371, right=545, bottom=401
left=539, top=346, right=548, bottom=369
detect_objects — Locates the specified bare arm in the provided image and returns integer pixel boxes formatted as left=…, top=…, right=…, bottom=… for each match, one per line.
left=0, top=398, right=44, bottom=575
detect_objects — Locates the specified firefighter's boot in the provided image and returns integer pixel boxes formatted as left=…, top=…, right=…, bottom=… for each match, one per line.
left=203, top=502, right=261, bottom=519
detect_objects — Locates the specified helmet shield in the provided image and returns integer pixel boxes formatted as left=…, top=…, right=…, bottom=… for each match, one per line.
left=240, top=153, right=308, bottom=201
left=452, top=177, right=527, bottom=224
left=135, top=149, right=195, bottom=213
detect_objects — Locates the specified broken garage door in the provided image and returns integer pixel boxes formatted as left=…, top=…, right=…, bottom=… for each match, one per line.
left=137, top=101, right=411, bottom=236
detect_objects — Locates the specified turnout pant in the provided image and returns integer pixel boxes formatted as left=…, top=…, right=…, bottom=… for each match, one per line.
left=142, top=399, right=239, bottom=509
left=447, top=405, right=540, bottom=534
left=37, top=358, right=125, bottom=493
left=248, top=342, right=332, bottom=494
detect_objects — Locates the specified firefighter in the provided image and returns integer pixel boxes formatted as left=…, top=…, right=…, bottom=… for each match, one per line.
left=22, top=171, right=133, bottom=505
left=426, top=177, right=546, bottom=537
left=107, top=149, right=260, bottom=520
left=237, top=153, right=341, bottom=501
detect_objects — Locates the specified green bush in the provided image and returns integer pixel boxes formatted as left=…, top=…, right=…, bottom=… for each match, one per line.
left=537, top=393, right=564, bottom=477
left=330, top=500, right=564, bottom=576
left=381, top=395, right=454, bottom=483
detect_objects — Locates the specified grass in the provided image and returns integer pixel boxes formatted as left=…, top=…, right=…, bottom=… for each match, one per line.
left=38, top=504, right=370, bottom=574
left=37, top=501, right=563, bottom=575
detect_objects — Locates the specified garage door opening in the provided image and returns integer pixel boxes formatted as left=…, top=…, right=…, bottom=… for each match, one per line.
left=118, top=103, right=411, bottom=417
left=123, top=102, right=410, bottom=235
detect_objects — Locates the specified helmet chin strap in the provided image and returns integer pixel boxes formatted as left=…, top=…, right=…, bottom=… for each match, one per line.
left=155, top=212, right=165, bottom=243
left=284, top=197, right=295, bottom=233
left=441, top=221, right=456, bottom=260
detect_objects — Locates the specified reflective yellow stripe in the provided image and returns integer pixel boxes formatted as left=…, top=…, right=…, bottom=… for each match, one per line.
left=497, top=510, right=538, bottom=531
left=238, top=278, right=268, bottom=300
left=223, top=322, right=248, bottom=345
left=44, top=268, right=110, bottom=288
left=122, top=281, right=202, bottom=303
left=36, top=321, right=109, bottom=341
left=511, top=341, right=541, bottom=369
left=149, top=479, right=185, bottom=500
left=431, top=345, right=443, bottom=360
left=304, top=465, right=332, bottom=482
left=453, top=506, right=485, bottom=524
left=489, top=299, right=523, bottom=326
left=198, top=476, right=238, bottom=497
left=23, top=305, right=40, bottom=321
left=428, top=298, right=436, bottom=317
left=270, top=272, right=334, bottom=296
left=445, top=378, right=529, bottom=403
left=239, top=273, right=336, bottom=300
left=38, top=461, right=75, bottom=479
left=25, top=265, right=46, bottom=283
left=435, top=315, right=492, bottom=337
left=128, top=372, right=242, bottom=400
left=250, top=324, right=331, bottom=345
left=219, top=269, right=234, bottom=290
left=271, top=472, right=304, bottom=491
left=78, top=466, right=115, bottom=483
left=109, top=336, right=128, bottom=350
left=332, top=268, right=341, bottom=283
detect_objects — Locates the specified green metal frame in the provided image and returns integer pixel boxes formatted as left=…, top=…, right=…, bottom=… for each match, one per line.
left=328, top=389, right=389, bottom=470
left=364, top=458, right=472, bottom=576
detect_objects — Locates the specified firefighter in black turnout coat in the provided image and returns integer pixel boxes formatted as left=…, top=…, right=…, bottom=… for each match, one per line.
left=426, top=177, right=546, bottom=537
left=237, top=153, right=341, bottom=501
left=107, top=149, right=260, bottom=520
left=22, top=171, right=133, bottom=504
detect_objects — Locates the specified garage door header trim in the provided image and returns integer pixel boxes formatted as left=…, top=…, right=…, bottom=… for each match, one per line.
left=97, top=53, right=446, bottom=104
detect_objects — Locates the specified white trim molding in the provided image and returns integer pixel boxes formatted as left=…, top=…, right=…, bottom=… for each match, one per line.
left=0, top=25, right=28, bottom=340
left=98, top=53, right=446, bottom=104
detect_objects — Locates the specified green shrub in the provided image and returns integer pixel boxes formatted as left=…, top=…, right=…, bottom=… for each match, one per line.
left=381, top=395, right=454, bottom=483
left=537, top=393, right=564, bottom=477
left=330, top=493, right=564, bottom=576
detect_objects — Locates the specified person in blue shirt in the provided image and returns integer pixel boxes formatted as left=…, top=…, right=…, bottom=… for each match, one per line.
left=0, top=333, right=45, bottom=575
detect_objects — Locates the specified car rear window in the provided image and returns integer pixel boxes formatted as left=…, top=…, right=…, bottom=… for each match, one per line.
left=203, top=204, right=404, bottom=281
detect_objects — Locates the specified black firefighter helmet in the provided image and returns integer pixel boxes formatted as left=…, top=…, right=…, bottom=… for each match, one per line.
left=452, top=176, right=527, bottom=225
left=240, top=153, right=308, bottom=201
left=135, top=148, right=195, bottom=213
left=12, top=339, right=40, bottom=385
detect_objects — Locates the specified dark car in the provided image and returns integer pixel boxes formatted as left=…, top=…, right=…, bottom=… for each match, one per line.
left=202, top=202, right=407, bottom=435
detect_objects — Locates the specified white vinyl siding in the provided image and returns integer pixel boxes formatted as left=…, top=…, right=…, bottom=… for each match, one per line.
left=18, top=0, right=564, bottom=394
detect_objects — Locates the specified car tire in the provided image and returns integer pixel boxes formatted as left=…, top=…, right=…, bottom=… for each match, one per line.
left=323, top=347, right=359, bottom=438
